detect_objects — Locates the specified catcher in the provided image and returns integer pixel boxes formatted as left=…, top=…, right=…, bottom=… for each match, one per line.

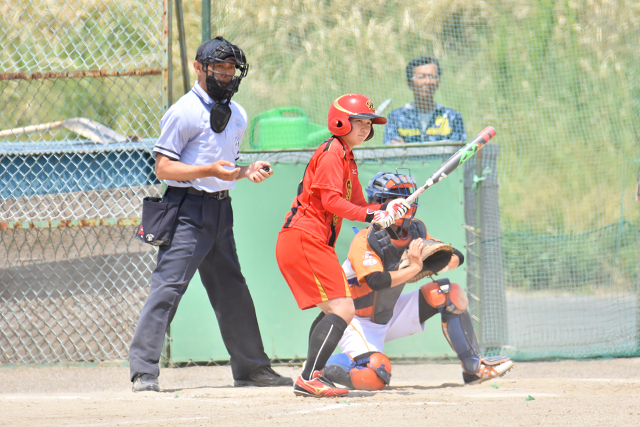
left=318, top=170, right=514, bottom=391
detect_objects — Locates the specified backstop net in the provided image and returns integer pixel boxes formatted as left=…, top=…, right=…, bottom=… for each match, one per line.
left=0, top=0, right=164, bottom=364
left=206, top=0, right=640, bottom=361
left=1, top=0, right=638, bottom=364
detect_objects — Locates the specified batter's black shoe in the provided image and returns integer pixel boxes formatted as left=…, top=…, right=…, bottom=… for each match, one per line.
left=132, top=373, right=159, bottom=392
left=234, top=366, right=293, bottom=387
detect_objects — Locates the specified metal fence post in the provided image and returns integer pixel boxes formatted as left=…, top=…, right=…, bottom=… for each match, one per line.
left=464, top=143, right=508, bottom=353
left=202, top=0, right=211, bottom=43
left=637, top=165, right=640, bottom=353
left=164, top=0, right=173, bottom=110
left=464, top=149, right=482, bottom=345
left=175, top=0, right=190, bottom=94
left=478, top=144, right=508, bottom=352
left=475, top=146, right=483, bottom=347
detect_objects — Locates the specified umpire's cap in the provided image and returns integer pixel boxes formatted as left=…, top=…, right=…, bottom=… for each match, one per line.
left=195, top=36, right=247, bottom=66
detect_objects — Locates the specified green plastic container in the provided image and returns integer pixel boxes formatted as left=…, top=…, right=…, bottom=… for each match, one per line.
left=248, top=107, right=331, bottom=150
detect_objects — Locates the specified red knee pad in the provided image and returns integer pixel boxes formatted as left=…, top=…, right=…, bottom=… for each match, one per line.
left=420, top=281, right=447, bottom=308
left=350, top=352, right=392, bottom=391
left=446, top=282, right=468, bottom=314
left=420, top=281, right=468, bottom=314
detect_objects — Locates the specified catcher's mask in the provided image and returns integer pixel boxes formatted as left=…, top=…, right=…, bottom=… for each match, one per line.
left=195, top=36, right=249, bottom=132
left=366, top=169, right=418, bottom=236
left=328, top=94, right=387, bottom=141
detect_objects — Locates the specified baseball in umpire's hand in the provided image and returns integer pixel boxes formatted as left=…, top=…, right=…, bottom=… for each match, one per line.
left=248, top=161, right=273, bottom=183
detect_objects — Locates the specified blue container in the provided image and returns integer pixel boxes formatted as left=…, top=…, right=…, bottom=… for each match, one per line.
left=0, top=140, right=158, bottom=199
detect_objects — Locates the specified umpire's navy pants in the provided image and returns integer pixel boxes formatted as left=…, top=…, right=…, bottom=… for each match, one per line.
left=129, top=187, right=270, bottom=381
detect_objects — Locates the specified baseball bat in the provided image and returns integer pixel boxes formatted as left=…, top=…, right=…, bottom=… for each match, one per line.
left=372, top=126, right=496, bottom=230
left=405, top=126, right=496, bottom=204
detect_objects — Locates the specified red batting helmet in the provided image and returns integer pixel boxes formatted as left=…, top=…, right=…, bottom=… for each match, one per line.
left=349, top=351, right=392, bottom=391
left=328, top=94, right=387, bottom=141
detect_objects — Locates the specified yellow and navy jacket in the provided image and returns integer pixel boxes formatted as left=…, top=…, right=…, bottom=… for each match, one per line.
left=383, top=102, right=466, bottom=144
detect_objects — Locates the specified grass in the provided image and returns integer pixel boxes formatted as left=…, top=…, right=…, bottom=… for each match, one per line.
left=170, top=0, right=640, bottom=235
left=0, top=0, right=163, bottom=139
left=2, top=0, right=639, bottom=237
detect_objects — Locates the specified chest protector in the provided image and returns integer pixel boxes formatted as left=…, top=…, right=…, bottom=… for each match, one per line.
left=353, top=220, right=427, bottom=324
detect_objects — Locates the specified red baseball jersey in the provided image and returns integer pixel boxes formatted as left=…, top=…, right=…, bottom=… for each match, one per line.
left=281, top=137, right=378, bottom=247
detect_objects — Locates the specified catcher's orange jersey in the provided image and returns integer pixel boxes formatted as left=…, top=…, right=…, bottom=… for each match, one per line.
left=280, top=137, right=374, bottom=247
left=347, top=223, right=436, bottom=318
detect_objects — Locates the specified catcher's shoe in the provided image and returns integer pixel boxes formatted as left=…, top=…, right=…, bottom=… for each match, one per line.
left=132, top=373, right=159, bottom=392
left=293, top=373, right=349, bottom=398
left=463, top=356, right=514, bottom=385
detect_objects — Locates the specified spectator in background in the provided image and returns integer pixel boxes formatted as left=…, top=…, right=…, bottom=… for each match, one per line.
left=383, top=56, right=466, bottom=144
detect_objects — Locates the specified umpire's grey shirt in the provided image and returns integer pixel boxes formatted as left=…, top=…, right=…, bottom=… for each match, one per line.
left=153, top=83, right=247, bottom=193
left=130, top=83, right=272, bottom=382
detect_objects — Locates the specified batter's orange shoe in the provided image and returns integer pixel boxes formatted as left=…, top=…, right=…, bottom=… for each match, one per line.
left=293, top=374, right=349, bottom=398
left=463, top=356, right=514, bottom=385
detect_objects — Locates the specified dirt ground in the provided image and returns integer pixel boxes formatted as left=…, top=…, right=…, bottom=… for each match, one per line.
left=1, top=358, right=639, bottom=427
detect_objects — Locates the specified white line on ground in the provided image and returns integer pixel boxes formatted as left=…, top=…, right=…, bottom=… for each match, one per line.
left=275, top=403, right=359, bottom=415
left=273, top=400, right=456, bottom=416
left=462, top=393, right=558, bottom=398
left=408, top=401, right=457, bottom=405
left=0, top=395, right=93, bottom=400
left=72, top=416, right=211, bottom=427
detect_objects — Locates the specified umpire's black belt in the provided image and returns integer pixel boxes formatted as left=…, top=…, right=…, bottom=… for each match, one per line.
left=169, top=186, right=229, bottom=200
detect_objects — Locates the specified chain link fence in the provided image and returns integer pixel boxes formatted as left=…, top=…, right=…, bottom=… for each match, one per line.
left=2, top=0, right=639, bottom=365
left=1, top=0, right=164, bottom=364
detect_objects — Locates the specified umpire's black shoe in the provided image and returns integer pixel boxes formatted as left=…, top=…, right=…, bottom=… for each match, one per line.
left=234, top=366, right=293, bottom=387
left=132, top=373, right=160, bottom=392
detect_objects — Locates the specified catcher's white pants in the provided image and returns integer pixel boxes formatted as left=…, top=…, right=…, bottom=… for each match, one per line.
left=338, top=290, right=424, bottom=357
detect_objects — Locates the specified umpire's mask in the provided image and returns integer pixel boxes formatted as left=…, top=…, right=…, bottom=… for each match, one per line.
left=196, top=36, right=249, bottom=133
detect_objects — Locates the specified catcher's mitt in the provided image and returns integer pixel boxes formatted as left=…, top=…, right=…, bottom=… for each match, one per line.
left=398, top=239, right=453, bottom=283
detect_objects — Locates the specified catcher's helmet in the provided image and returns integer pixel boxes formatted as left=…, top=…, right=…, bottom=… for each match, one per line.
left=328, top=94, right=387, bottom=141
left=196, top=36, right=249, bottom=101
left=367, top=170, right=418, bottom=228
left=349, top=352, right=392, bottom=391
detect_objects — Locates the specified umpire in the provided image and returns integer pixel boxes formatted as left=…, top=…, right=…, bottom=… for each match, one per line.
left=129, top=36, right=292, bottom=391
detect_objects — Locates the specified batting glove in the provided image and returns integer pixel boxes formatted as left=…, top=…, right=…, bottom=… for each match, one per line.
left=370, top=210, right=394, bottom=229
left=386, top=199, right=411, bottom=220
